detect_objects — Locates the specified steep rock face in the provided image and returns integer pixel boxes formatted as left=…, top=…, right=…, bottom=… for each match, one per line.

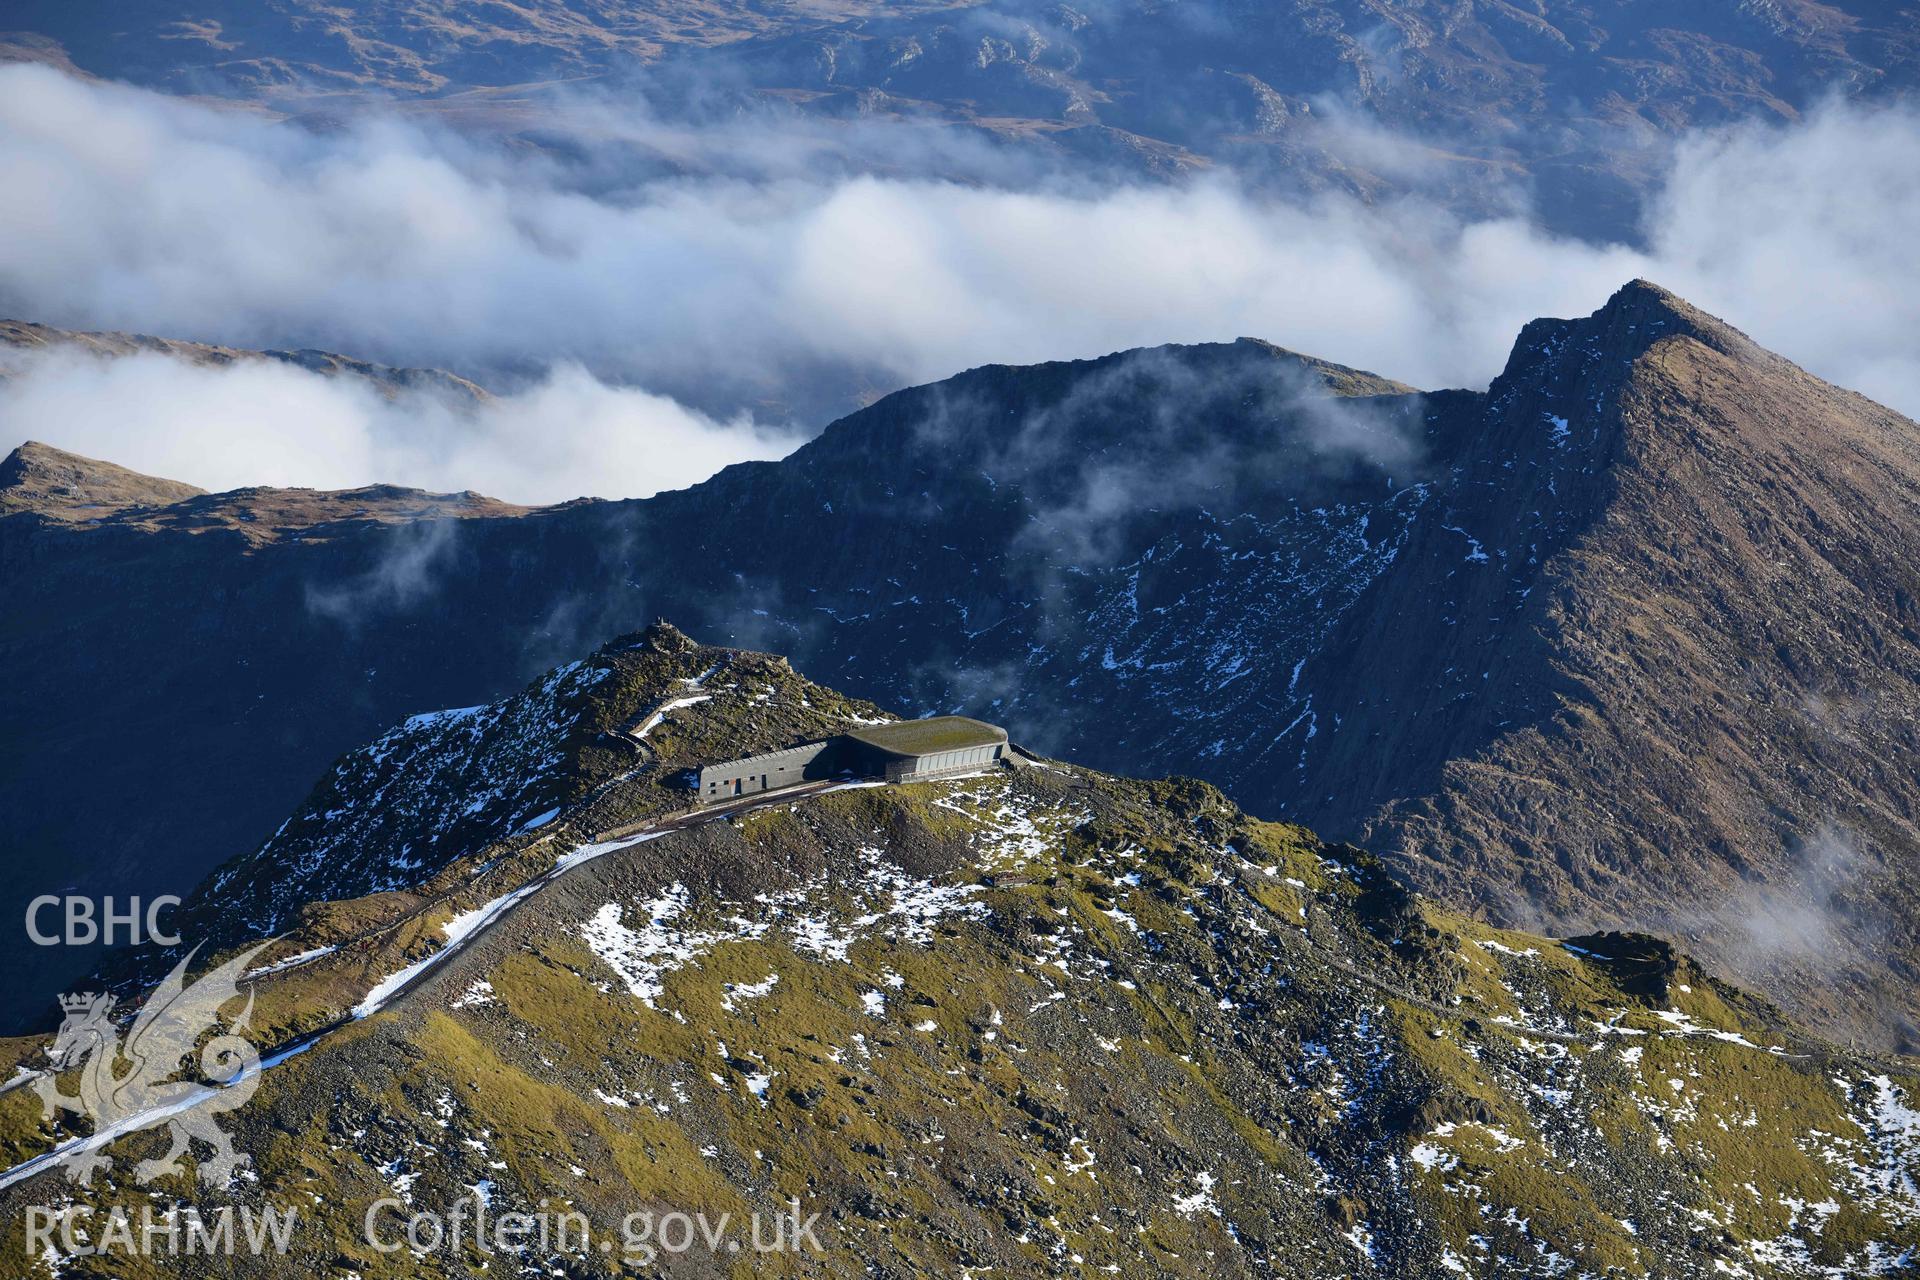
left=170, top=621, right=897, bottom=953
left=0, top=336, right=1416, bottom=1027
left=5, top=286, right=1920, bottom=1051
left=1308, top=285, right=1920, bottom=1044
left=4, top=633, right=1916, bottom=1279
left=199, top=659, right=618, bottom=939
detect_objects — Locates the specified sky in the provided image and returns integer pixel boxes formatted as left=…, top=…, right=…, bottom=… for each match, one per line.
left=1, top=61, right=1917, bottom=503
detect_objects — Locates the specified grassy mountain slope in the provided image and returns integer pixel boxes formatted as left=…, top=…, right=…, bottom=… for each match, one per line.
left=1, top=629, right=1915, bottom=1278
left=0, top=439, right=204, bottom=521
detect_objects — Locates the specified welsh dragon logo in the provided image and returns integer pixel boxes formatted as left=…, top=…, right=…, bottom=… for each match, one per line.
left=36, top=942, right=274, bottom=1187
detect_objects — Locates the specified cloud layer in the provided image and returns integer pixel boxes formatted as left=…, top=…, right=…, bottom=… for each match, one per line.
left=1, top=61, right=1917, bottom=499
left=0, top=346, right=800, bottom=504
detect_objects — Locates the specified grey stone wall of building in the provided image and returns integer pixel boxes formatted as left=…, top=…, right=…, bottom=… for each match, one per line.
left=884, top=742, right=1005, bottom=782
left=697, top=740, right=839, bottom=803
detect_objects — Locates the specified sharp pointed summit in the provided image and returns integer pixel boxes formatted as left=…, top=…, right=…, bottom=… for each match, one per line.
left=1493, top=279, right=1765, bottom=394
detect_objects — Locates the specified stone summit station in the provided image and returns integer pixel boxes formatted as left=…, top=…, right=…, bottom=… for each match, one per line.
left=697, top=716, right=1010, bottom=804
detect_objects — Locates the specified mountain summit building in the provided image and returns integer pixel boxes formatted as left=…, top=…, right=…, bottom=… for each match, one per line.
left=697, top=716, right=1009, bottom=804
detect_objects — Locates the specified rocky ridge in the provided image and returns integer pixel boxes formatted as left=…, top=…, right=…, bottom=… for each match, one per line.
left=4, top=283, right=1918, bottom=1055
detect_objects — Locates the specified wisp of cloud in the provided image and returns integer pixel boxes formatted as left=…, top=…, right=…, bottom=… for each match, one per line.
left=0, top=346, right=801, bottom=504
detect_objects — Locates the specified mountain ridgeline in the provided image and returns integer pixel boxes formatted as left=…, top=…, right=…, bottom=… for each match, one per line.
left=3, top=282, right=1919, bottom=1052
left=3, top=626, right=1916, bottom=1279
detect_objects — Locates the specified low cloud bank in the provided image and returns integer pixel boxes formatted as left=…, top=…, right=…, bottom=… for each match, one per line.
left=0, top=347, right=800, bottom=505
left=1, top=63, right=1917, bottom=496
left=1646, top=105, right=1920, bottom=417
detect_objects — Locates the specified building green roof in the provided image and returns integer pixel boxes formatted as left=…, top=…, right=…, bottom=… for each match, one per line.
left=843, top=716, right=1007, bottom=757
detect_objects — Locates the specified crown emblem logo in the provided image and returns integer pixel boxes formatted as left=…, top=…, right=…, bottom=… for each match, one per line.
left=35, top=942, right=273, bottom=1187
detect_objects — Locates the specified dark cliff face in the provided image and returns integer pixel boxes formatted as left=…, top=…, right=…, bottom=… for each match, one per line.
left=1281, top=283, right=1920, bottom=1045
left=1341, top=286, right=1920, bottom=1045
left=6, top=284, right=1920, bottom=1049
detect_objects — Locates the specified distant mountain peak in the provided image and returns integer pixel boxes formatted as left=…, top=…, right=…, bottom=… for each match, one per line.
left=624, top=618, right=700, bottom=655
left=1595, top=278, right=1762, bottom=359
left=1, top=317, right=490, bottom=402
left=0, top=439, right=205, bottom=519
left=0, top=438, right=531, bottom=540
left=1494, top=278, right=1765, bottom=396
